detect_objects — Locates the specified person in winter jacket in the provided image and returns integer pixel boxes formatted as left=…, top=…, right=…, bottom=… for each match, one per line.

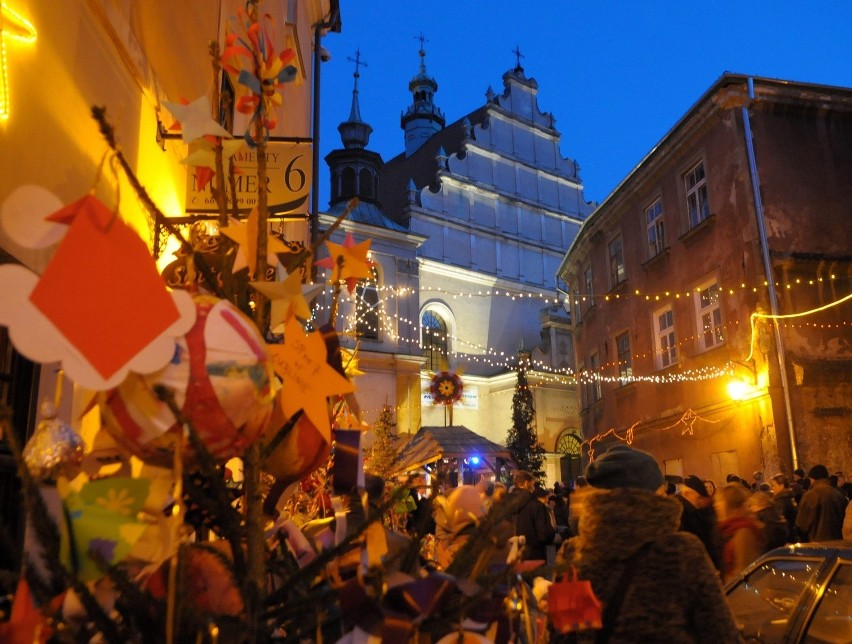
left=555, top=445, right=741, bottom=643
left=795, top=464, right=848, bottom=542
left=768, top=473, right=798, bottom=542
left=510, top=470, right=556, bottom=561
left=716, top=483, right=765, bottom=583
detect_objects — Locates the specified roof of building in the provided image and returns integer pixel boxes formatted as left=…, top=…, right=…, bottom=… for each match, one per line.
left=392, top=424, right=513, bottom=474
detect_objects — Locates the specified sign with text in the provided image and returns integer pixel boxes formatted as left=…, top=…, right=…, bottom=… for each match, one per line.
left=422, top=384, right=479, bottom=409
left=185, top=141, right=312, bottom=215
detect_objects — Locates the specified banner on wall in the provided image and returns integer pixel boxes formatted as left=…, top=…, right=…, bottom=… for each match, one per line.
left=422, top=385, right=479, bottom=409
left=185, top=141, right=311, bottom=216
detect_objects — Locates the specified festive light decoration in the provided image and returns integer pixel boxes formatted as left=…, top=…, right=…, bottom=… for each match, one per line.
left=0, top=1, right=36, bottom=121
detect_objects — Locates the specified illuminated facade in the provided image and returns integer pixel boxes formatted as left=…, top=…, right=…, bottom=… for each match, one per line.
left=323, top=54, right=594, bottom=484
left=558, top=74, right=852, bottom=481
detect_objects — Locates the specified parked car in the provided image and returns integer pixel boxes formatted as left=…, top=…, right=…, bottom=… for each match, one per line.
left=725, top=540, right=852, bottom=643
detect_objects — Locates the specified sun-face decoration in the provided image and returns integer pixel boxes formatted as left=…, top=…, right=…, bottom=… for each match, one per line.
left=430, top=371, right=464, bottom=406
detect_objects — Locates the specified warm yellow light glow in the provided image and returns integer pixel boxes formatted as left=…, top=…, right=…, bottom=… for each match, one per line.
left=0, top=1, right=37, bottom=121
left=727, top=376, right=762, bottom=402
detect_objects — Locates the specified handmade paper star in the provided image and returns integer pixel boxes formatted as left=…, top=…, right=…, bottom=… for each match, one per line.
left=163, top=97, right=232, bottom=143
left=315, top=232, right=373, bottom=294
left=267, top=317, right=355, bottom=442
left=250, top=272, right=324, bottom=328
left=182, top=137, right=244, bottom=170
left=219, top=208, right=289, bottom=277
left=339, top=347, right=365, bottom=379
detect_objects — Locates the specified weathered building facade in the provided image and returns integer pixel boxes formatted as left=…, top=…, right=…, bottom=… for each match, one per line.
left=558, top=74, right=852, bottom=483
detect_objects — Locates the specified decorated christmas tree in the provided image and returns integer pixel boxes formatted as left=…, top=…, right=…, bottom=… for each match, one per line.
left=506, top=351, right=546, bottom=479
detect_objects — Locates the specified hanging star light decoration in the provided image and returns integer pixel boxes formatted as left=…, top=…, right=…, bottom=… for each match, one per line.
left=219, top=207, right=290, bottom=277
left=250, top=271, right=324, bottom=329
left=163, top=96, right=232, bottom=143
left=315, top=232, right=373, bottom=294
left=267, top=317, right=355, bottom=442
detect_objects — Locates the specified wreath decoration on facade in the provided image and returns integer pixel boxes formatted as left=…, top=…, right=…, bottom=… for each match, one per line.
left=430, top=371, right=464, bottom=406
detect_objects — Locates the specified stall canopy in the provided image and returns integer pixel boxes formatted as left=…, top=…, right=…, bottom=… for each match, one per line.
left=392, top=425, right=514, bottom=475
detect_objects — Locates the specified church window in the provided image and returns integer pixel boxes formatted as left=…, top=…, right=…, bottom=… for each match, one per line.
left=616, top=331, right=632, bottom=384
left=359, top=169, right=374, bottom=199
left=356, top=266, right=380, bottom=340
left=341, top=167, right=356, bottom=197
left=422, top=310, right=448, bottom=372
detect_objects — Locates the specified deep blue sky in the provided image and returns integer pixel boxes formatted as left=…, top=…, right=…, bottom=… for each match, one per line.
left=317, top=1, right=852, bottom=208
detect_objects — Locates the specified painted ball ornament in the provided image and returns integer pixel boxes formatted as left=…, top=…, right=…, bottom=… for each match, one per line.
left=104, top=295, right=274, bottom=467
left=22, top=400, right=85, bottom=481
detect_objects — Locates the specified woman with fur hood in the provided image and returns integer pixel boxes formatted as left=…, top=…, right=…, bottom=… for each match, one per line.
left=555, top=445, right=741, bottom=643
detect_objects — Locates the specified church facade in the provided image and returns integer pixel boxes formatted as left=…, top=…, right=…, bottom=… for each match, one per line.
left=321, top=48, right=595, bottom=484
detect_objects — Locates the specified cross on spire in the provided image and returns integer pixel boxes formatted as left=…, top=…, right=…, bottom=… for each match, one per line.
left=416, top=32, right=429, bottom=55
left=512, top=45, right=525, bottom=71
left=347, top=48, right=367, bottom=79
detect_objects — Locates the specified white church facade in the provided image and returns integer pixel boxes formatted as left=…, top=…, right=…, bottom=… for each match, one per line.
left=320, top=48, right=595, bottom=484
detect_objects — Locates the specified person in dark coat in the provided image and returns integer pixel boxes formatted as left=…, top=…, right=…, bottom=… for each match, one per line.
left=510, top=470, right=555, bottom=561
left=677, top=475, right=722, bottom=571
left=769, top=473, right=798, bottom=542
left=796, top=464, right=848, bottom=541
left=555, top=445, right=741, bottom=643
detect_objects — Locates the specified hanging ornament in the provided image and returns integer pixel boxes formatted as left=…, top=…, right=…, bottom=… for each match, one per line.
left=430, top=371, right=464, bottom=406
left=22, top=399, right=84, bottom=482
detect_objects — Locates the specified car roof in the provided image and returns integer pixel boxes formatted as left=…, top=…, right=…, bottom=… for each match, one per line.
left=763, top=540, right=852, bottom=558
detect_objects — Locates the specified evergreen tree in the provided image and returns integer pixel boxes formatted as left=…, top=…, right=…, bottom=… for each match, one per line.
left=365, top=404, right=399, bottom=479
left=506, top=352, right=545, bottom=478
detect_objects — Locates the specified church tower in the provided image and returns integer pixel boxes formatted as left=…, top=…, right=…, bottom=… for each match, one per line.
left=400, top=35, right=445, bottom=157
left=325, top=49, right=383, bottom=208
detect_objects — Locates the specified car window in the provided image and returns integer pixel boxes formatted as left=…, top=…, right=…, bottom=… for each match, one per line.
left=803, top=562, right=852, bottom=644
left=726, top=557, right=823, bottom=643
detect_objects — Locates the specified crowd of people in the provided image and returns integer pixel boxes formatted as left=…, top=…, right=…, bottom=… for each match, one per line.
left=377, top=450, right=851, bottom=640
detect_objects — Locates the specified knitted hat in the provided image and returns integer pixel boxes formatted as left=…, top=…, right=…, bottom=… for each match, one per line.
left=682, top=474, right=709, bottom=497
left=585, top=445, right=664, bottom=492
left=807, top=464, right=829, bottom=480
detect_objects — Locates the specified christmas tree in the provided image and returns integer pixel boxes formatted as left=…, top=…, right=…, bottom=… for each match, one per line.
left=506, top=351, right=546, bottom=478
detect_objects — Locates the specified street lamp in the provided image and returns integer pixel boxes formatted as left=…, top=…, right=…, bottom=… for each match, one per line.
left=727, top=359, right=763, bottom=402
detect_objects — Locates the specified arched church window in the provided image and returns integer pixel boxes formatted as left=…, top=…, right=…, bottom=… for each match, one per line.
left=555, top=429, right=584, bottom=484
left=555, top=430, right=582, bottom=455
left=356, top=266, right=380, bottom=340
left=341, top=167, right=356, bottom=197
left=359, top=169, right=374, bottom=199
left=422, top=310, right=448, bottom=372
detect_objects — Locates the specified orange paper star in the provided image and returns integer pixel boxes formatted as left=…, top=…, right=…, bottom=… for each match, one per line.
left=219, top=208, right=289, bottom=277
left=267, top=317, right=354, bottom=442
left=316, top=232, right=373, bottom=294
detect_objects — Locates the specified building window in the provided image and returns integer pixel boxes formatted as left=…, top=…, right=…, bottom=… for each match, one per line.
left=608, top=236, right=625, bottom=286
left=341, top=167, right=356, bottom=197
left=422, top=310, right=448, bottom=372
left=645, top=198, right=665, bottom=257
left=572, top=288, right=582, bottom=325
left=583, top=264, right=593, bottom=309
left=616, top=331, right=632, bottom=384
left=588, top=352, right=602, bottom=404
left=355, top=266, right=380, bottom=340
left=685, top=161, right=710, bottom=228
left=654, top=306, right=678, bottom=369
left=695, top=281, right=724, bottom=350
left=359, top=168, right=374, bottom=199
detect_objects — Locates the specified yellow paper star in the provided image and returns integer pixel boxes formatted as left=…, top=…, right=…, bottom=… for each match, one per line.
left=219, top=208, right=289, bottom=276
left=318, top=233, right=373, bottom=293
left=181, top=138, right=245, bottom=171
left=250, top=272, right=324, bottom=328
left=267, top=317, right=355, bottom=442
left=339, top=347, right=365, bottom=379
left=163, top=97, right=232, bottom=142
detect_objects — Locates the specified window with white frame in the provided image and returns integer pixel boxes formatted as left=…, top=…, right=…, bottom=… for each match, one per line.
left=608, top=236, right=625, bottom=287
left=695, top=280, right=724, bottom=350
left=645, top=198, right=665, bottom=257
left=685, top=161, right=710, bottom=228
left=588, top=351, right=602, bottom=403
left=616, top=331, right=632, bottom=384
left=355, top=266, right=380, bottom=340
left=654, top=306, right=678, bottom=369
left=583, top=264, right=594, bottom=309
left=422, top=310, right=448, bottom=372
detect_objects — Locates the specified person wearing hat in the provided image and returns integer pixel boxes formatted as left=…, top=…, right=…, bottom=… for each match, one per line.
left=795, top=464, right=848, bottom=541
left=510, top=470, right=556, bottom=562
left=555, top=445, right=739, bottom=643
left=677, top=474, right=723, bottom=571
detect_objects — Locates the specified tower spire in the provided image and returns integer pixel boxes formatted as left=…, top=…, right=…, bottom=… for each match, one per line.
left=346, top=48, right=368, bottom=122
left=401, top=33, right=444, bottom=157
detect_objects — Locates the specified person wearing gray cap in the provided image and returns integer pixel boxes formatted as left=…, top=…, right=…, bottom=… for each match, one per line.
left=555, top=445, right=740, bottom=642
